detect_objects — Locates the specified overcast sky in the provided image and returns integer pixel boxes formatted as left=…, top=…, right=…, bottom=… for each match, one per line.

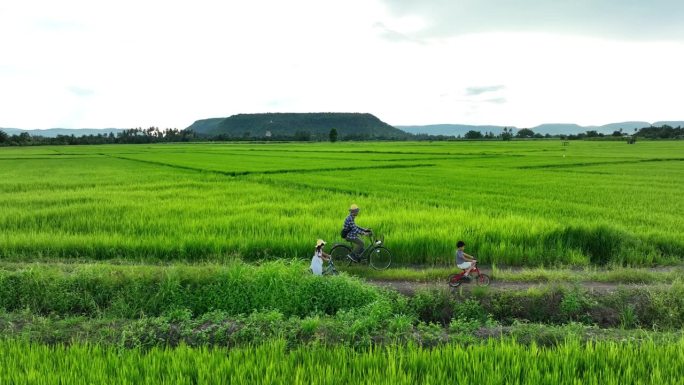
left=1, top=0, right=683, bottom=129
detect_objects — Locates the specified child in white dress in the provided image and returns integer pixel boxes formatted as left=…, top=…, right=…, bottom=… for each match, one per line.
left=310, top=239, right=331, bottom=276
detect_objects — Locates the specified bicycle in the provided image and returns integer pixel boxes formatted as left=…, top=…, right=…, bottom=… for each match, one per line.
left=309, top=258, right=339, bottom=276
left=448, top=264, right=490, bottom=289
left=329, top=230, right=392, bottom=270
left=323, top=258, right=339, bottom=275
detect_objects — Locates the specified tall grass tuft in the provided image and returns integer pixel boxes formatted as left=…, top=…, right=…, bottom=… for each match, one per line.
left=0, top=260, right=380, bottom=318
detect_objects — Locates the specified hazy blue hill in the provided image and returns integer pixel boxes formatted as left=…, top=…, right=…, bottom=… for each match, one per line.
left=0, top=128, right=125, bottom=137
left=529, top=123, right=642, bottom=135
left=531, top=124, right=588, bottom=135
left=653, top=121, right=684, bottom=127
left=0, top=128, right=22, bottom=135
left=598, top=122, right=650, bottom=132
left=397, top=121, right=680, bottom=136
left=189, top=113, right=409, bottom=139
left=397, top=124, right=516, bottom=136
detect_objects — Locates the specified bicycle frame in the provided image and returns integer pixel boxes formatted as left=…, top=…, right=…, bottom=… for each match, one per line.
left=329, top=229, right=392, bottom=270
left=323, top=259, right=338, bottom=275
left=448, top=265, right=490, bottom=288
left=454, top=265, right=482, bottom=278
left=355, top=231, right=383, bottom=261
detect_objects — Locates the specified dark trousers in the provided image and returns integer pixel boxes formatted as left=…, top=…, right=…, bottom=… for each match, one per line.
left=347, top=237, right=365, bottom=256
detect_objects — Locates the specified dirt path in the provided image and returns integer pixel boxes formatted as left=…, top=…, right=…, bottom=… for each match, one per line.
left=366, top=279, right=668, bottom=296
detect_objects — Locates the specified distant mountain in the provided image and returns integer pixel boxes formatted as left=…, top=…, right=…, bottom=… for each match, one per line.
left=0, top=128, right=22, bottom=135
left=184, top=118, right=223, bottom=134
left=531, top=122, right=675, bottom=135
left=0, top=128, right=125, bottom=137
left=653, top=121, right=684, bottom=127
left=597, top=122, right=651, bottom=132
left=397, top=121, right=682, bottom=136
left=530, top=124, right=588, bottom=135
left=187, top=113, right=410, bottom=139
left=397, top=124, right=516, bottom=137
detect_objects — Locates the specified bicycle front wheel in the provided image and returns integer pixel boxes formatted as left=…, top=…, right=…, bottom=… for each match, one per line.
left=330, top=244, right=353, bottom=267
left=369, top=246, right=392, bottom=270
left=477, top=274, right=491, bottom=286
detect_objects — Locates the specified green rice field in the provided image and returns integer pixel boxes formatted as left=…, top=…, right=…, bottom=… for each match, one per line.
left=1, top=141, right=682, bottom=265
left=1, top=339, right=682, bottom=385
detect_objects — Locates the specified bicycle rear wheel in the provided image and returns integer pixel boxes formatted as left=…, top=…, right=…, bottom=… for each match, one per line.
left=448, top=274, right=463, bottom=288
left=477, top=274, right=490, bottom=286
left=330, top=244, right=353, bottom=267
left=369, top=246, right=391, bottom=270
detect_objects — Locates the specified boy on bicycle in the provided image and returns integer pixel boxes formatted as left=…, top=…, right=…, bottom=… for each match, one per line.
left=456, top=240, right=477, bottom=277
left=341, top=204, right=370, bottom=262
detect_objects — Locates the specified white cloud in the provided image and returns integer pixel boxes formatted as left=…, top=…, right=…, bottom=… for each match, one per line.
left=0, top=0, right=682, bottom=129
left=465, top=85, right=506, bottom=96
left=379, top=0, right=684, bottom=41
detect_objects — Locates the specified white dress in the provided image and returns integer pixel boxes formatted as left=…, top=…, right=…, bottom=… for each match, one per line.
left=310, top=250, right=324, bottom=276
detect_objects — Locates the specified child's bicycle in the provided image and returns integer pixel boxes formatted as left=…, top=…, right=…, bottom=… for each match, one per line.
left=309, top=259, right=339, bottom=276
left=323, top=259, right=339, bottom=275
left=448, top=265, right=490, bottom=289
left=329, top=230, right=392, bottom=270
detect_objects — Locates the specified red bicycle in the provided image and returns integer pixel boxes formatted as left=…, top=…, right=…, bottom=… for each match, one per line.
left=448, top=265, right=490, bottom=289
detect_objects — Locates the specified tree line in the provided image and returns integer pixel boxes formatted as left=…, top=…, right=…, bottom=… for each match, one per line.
left=1, top=125, right=682, bottom=146
left=427, top=125, right=683, bottom=141
left=633, top=125, right=683, bottom=139
left=0, top=127, right=196, bottom=146
left=558, top=125, right=683, bottom=141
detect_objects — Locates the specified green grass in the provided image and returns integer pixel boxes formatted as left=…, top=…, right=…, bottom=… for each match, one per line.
left=344, top=264, right=684, bottom=284
left=2, top=260, right=684, bottom=330
left=1, top=141, right=683, bottom=265
left=0, top=339, right=682, bottom=384
left=493, top=266, right=684, bottom=284
left=2, top=309, right=681, bottom=349
left=0, top=260, right=380, bottom=318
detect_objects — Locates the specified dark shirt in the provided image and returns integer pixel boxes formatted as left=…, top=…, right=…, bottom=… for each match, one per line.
left=343, top=214, right=364, bottom=239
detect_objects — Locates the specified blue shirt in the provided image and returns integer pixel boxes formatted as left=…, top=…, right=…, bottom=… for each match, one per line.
left=343, top=214, right=364, bottom=239
left=456, top=249, right=465, bottom=264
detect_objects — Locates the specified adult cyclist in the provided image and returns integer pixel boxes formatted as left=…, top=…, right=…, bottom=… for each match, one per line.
left=341, top=203, right=370, bottom=262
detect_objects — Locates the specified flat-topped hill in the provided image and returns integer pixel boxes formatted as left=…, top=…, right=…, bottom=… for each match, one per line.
left=186, top=113, right=409, bottom=139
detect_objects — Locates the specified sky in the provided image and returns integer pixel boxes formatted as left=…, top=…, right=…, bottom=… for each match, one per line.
left=1, top=0, right=683, bottom=129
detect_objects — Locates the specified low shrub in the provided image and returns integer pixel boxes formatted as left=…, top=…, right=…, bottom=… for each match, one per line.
left=0, top=261, right=380, bottom=318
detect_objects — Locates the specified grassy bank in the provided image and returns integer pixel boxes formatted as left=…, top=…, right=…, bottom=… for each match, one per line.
left=1, top=261, right=683, bottom=330
left=0, top=260, right=379, bottom=318
left=345, top=264, right=684, bottom=284
left=1, top=309, right=681, bottom=350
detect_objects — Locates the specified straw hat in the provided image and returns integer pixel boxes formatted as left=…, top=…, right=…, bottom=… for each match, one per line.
left=316, top=239, right=326, bottom=248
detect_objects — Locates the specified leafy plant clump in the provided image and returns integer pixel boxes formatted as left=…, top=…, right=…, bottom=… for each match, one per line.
left=0, top=260, right=380, bottom=318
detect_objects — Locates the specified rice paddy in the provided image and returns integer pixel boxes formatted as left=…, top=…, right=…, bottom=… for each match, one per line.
left=1, top=141, right=682, bottom=265
left=1, top=339, right=682, bottom=385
